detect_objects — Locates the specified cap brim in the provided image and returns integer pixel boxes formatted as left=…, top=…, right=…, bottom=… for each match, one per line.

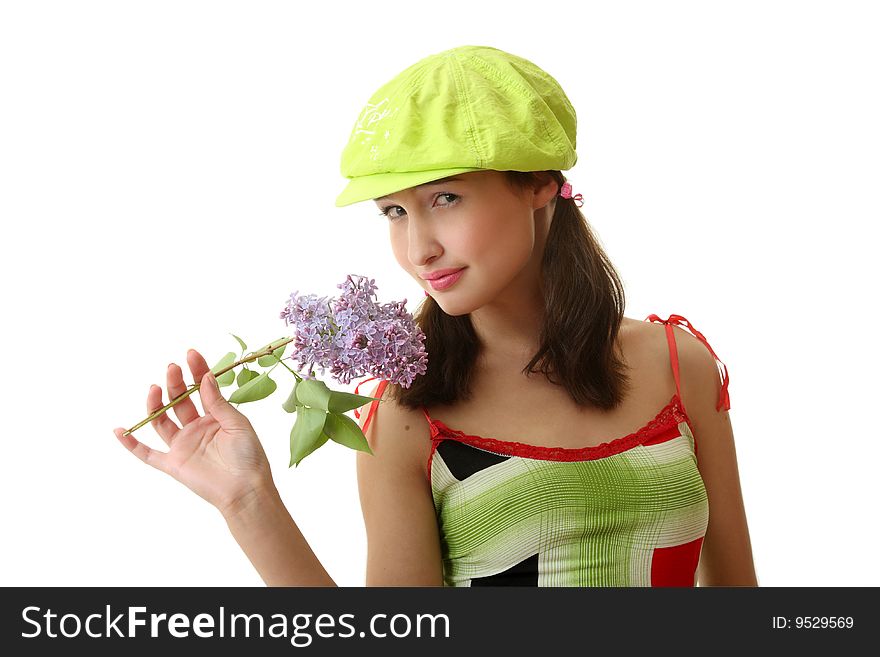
left=334, top=167, right=485, bottom=207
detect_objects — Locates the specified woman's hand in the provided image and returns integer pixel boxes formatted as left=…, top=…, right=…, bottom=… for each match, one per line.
left=113, top=348, right=276, bottom=518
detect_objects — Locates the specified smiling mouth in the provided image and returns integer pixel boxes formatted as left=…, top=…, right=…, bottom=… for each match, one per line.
left=427, top=268, right=465, bottom=290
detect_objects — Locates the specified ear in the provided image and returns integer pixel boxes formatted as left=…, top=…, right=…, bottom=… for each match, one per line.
left=532, top=172, right=561, bottom=210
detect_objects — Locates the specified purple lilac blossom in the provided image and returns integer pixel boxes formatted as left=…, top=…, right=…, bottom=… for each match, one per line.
left=278, top=274, right=428, bottom=387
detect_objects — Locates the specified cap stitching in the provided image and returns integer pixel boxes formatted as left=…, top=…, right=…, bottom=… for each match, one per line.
left=522, top=61, right=577, bottom=154
left=521, top=58, right=578, bottom=135
left=462, top=53, right=568, bottom=162
left=449, top=54, right=484, bottom=168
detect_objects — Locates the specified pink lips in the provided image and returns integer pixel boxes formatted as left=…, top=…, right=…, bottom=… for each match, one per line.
left=428, top=268, right=465, bottom=291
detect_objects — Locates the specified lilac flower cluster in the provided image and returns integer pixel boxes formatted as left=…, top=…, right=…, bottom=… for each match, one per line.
left=278, top=274, right=428, bottom=388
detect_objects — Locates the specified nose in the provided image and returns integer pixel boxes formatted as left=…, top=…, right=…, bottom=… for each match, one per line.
left=406, top=213, right=441, bottom=267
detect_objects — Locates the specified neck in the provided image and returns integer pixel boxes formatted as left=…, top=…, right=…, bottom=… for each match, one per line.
left=469, top=202, right=552, bottom=363
left=469, top=274, right=545, bottom=364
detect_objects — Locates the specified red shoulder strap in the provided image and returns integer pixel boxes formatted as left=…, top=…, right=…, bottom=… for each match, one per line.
left=354, top=377, right=436, bottom=441
left=354, top=378, right=390, bottom=435
left=352, top=377, right=378, bottom=421
left=421, top=406, right=436, bottom=431
left=644, top=313, right=731, bottom=412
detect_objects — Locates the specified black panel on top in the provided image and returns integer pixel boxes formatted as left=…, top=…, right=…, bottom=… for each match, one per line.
left=436, top=439, right=511, bottom=481
left=471, top=553, right=540, bottom=586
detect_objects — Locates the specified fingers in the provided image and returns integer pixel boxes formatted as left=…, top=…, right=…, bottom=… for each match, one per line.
left=113, top=427, right=171, bottom=475
left=197, top=369, right=246, bottom=431
left=162, top=348, right=210, bottom=425
left=187, top=349, right=212, bottom=408
left=148, top=383, right=180, bottom=447
left=166, top=363, right=200, bottom=426
left=187, top=348, right=211, bottom=382
left=188, top=349, right=215, bottom=416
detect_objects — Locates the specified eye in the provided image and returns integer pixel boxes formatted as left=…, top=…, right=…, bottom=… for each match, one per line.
left=377, top=192, right=460, bottom=222
left=436, top=192, right=459, bottom=207
left=378, top=205, right=404, bottom=221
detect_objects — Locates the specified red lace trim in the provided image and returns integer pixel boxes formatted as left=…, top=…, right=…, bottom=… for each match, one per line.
left=644, top=313, right=731, bottom=413
left=353, top=376, right=388, bottom=436
left=425, top=393, right=691, bottom=463
left=363, top=313, right=722, bottom=478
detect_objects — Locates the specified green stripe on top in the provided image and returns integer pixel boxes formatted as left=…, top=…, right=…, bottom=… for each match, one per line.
left=430, top=421, right=709, bottom=587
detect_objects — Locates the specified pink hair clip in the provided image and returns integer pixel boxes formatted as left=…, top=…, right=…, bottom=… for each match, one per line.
left=559, top=181, right=584, bottom=207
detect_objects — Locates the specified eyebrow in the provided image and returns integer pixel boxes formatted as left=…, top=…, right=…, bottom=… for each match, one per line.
left=375, top=176, right=464, bottom=202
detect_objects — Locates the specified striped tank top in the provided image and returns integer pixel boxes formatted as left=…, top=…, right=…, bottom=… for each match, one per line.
left=354, top=314, right=731, bottom=587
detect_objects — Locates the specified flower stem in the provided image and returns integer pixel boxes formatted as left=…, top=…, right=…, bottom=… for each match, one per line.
left=123, top=337, right=296, bottom=436
left=279, top=359, right=302, bottom=380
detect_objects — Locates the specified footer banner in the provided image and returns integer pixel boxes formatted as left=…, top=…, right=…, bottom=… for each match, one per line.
left=1, top=587, right=869, bottom=654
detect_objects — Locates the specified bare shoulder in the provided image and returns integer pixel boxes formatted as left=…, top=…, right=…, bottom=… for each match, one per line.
left=640, top=315, right=733, bottom=449
left=355, top=381, right=434, bottom=478
left=621, top=315, right=680, bottom=371
left=632, top=316, right=722, bottom=397
left=353, top=381, right=442, bottom=586
left=652, top=322, right=756, bottom=585
left=665, top=320, right=727, bottom=420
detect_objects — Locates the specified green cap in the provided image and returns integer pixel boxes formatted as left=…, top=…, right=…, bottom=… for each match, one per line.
left=335, top=45, right=578, bottom=207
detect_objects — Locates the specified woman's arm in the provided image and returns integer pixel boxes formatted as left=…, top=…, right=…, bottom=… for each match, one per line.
left=678, top=330, right=759, bottom=586
left=114, top=350, right=338, bottom=587
left=222, top=482, right=337, bottom=587
left=356, top=384, right=445, bottom=586
left=221, top=382, right=444, bottom=588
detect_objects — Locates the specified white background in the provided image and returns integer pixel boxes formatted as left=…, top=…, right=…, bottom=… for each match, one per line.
left=1, top=0, right=877, bottom=587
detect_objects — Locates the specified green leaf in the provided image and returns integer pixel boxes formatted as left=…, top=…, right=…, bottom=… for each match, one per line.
left=230, top=333, right=248, bottom=352
left=293, top=432, right=329, bottom=468
left=323, top=412, right=374, bottom=455
left=295, top=378, right=333, bottom=411
left=236, top=368, right=260, bottom=388
left=211, top=352, right=237, bottom=387
left=257, top=343, right=287, bottom=367
left=228, top=371, right=277, bottom=404
left=289, top=407, right=328, bottom=467
left=327, top=390, right=382, bottom=414
left=211, top=352, right=236, bottom=375
left=281, top=381, right=299, bottom=413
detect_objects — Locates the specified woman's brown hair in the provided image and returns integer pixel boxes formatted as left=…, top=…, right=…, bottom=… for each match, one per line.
left=385, top=169, right=632, bottom=412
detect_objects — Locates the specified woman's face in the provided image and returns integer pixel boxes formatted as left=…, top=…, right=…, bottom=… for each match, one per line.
left=373, top=170, right=557, bottom=316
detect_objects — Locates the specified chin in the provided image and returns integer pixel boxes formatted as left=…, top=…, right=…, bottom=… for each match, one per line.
left=430, top=288, right=492, bottom=317
left=433, top=300, right=473, bottom=317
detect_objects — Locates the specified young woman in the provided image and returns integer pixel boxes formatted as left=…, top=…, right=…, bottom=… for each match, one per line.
left=114, top=45, right=757, bottom=587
